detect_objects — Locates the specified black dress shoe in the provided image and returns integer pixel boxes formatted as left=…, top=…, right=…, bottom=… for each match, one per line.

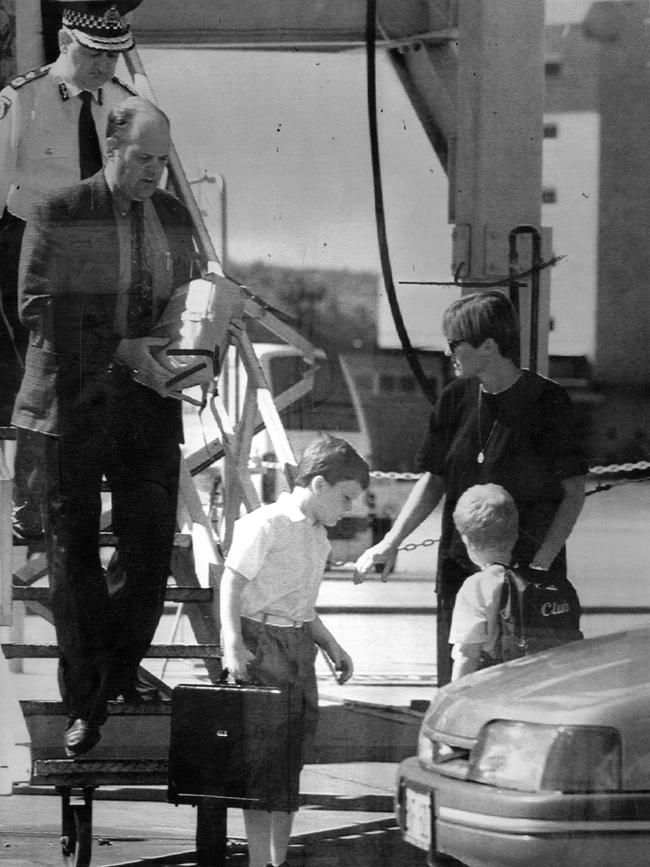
left=64, top=719, right=101, bottom=758
left=12, top=526, right=45, bottom=546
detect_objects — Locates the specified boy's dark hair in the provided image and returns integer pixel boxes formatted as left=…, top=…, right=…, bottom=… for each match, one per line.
left=294, top=434, right=370, bottom=490
left=442, top=290, right=520, bottom=361
left=453, top=483, right=518, bottom=552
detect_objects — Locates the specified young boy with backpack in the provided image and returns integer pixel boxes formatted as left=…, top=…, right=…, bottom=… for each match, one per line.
left=449, top=483, right=583, bottom=682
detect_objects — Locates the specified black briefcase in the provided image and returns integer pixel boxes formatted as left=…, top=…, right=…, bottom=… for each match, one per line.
left=167, top=680, right=289, bottom=806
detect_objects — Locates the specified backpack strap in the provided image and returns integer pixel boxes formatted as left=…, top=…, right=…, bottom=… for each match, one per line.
left=499, top=566, right=531, bottom=659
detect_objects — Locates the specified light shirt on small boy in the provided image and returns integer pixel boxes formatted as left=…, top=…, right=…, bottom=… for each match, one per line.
left=224, top=491, right=331, bottom=624
left=449, top=563, right=509, bottom=666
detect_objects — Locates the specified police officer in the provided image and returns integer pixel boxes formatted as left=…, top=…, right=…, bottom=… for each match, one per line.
left=0, top=1, right=142, bottom=539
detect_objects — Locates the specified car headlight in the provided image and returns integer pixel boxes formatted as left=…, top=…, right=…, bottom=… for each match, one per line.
left=468, top=720, right=621, bottom=793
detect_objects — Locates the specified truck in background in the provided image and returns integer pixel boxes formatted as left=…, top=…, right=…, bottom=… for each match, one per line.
left=201, top=342, right=374, bottom=565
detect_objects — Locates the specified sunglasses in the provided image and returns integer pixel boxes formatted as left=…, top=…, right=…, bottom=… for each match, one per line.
left=447, top=338, right=467, bottom=354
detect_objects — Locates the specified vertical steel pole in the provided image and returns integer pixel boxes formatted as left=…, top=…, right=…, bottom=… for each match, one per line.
left=451, top=0, right=549, bottom=372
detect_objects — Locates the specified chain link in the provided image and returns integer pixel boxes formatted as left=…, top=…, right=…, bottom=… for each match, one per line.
left=588, top=460, right=650, bottom=475
left=330, top=536, right=439, bottom=568
left=398, top=537, right=439, bottom=552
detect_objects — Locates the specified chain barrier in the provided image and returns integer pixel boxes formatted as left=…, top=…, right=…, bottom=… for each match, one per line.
left=370, top=461, right=650, bottom=482
left=330, top=536, right=439, bottom=568
left=369, top=470, right=422, bottom=481
left=257, top=461, right=650, bottom=481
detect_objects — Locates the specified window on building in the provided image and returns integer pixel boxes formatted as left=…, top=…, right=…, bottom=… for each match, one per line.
left=542, top=188, right=557, bottom=204
left=543, top=123, right=558, bottom=138
left=545, top=60, right=562, bottom=77
left=379, top=374, right=396, bottom=393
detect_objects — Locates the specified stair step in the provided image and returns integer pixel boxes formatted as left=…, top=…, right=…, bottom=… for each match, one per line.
left=30, top=758, right=169, bottom=787
left=11, top=531, right=193, bottom=549
left=20, top=701, right=173, bottom=762
left=2, top=643, right=221, bottom=659
left=12, top=585, right=213, bottom=603
left=21, top=699, right=171, bottom=716
left=100, top=531, right=192, bottom=547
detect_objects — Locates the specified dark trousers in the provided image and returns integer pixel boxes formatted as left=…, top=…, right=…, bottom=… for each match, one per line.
left=436, top=593, right=455, bottom=688
left=0, top=212, right=26, bottom=423
left=0, top=212, right=43, bottom=537
left=26, top=410, right=180, bottom=725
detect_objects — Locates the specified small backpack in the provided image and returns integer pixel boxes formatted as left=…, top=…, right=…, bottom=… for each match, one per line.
left=499, top=567, right=583, bottom=662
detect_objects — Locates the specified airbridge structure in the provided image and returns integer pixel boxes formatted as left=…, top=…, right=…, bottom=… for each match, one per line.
left=0, top=2, right=550, bottom=865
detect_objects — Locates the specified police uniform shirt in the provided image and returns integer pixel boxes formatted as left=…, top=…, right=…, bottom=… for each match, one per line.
left=0, top=56, right=136, bottom=220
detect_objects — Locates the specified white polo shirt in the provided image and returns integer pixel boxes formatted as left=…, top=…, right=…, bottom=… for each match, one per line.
left=449, top=563, right=507, bottom=659
left=225, top=492, right=331, bottom=624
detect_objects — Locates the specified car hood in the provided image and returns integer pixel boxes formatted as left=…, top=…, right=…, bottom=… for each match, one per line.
left=426, top=626, right=650, bottom=743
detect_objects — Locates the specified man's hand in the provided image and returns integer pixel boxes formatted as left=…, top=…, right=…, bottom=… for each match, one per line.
left=114, top=336, right=173, bottom=396
left=353, top=540, right=398, bottom=584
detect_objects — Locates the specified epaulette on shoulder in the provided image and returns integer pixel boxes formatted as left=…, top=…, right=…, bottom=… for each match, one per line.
left=9, top=65, right=50, bottom=90
left=112, top=75, right=138, bottom=96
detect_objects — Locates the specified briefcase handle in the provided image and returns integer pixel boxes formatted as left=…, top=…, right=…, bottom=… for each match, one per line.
left=219, top=667, right=254, bottom=687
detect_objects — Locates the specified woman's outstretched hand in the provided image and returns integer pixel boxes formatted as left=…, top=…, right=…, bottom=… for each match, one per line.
left=353, top=541, right=397, bottom=584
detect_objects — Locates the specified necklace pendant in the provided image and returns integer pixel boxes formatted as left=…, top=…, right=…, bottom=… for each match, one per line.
left=477, top=451, right=485, bottom=464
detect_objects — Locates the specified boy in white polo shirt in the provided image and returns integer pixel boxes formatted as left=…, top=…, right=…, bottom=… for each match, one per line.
left=448, top=483, right=519, bottom=682
left=220, top=433, right=369, bottom=867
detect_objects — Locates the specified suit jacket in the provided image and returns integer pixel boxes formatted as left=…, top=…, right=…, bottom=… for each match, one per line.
left=11, top=171, right=197, bottom=439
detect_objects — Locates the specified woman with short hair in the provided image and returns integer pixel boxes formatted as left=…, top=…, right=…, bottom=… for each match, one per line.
left=354, top=290, right=586, bottom=686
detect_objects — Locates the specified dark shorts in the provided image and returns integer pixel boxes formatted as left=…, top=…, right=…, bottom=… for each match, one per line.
left=240, top=617, right=318, bottom=812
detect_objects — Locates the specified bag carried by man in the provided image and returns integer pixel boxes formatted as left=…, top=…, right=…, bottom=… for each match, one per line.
left=499, top=567, right=584, bottom=661
left=115, top=268, right=244, bottom=401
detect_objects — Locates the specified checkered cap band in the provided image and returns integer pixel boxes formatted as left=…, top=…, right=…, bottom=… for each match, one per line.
left=63, top=5, right=133, bottom=51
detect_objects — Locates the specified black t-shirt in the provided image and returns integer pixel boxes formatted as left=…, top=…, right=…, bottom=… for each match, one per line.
left=416, top=371, right=586, bottom=594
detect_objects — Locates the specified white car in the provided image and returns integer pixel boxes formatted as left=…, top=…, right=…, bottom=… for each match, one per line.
left=396, top=626, right=650, bottom=867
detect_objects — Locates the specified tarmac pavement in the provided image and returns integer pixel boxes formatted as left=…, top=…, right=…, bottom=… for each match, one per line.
left=0, top=763, right=433, bottom=867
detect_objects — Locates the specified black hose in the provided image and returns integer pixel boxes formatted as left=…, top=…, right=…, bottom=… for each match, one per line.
left=365, top=0, right=437, bottom=405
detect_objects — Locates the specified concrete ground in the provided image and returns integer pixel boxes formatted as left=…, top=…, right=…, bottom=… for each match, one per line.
left=0, top=762, right=432, bottom=867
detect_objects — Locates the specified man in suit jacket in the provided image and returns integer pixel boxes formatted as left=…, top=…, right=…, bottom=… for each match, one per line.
left=12, top=96, right=198, bottom=757
left=0, top=1, right=142, bottom=539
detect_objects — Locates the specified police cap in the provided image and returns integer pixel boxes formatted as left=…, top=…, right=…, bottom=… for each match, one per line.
left=50, top=1, right=142, bottom=52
